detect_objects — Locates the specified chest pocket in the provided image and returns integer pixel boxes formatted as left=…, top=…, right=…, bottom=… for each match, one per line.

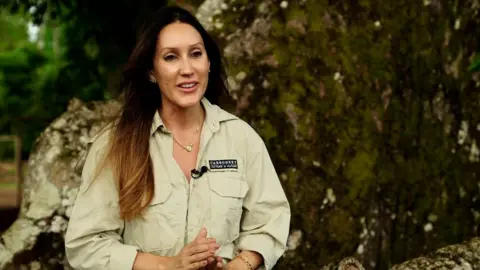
left=126, top=181, right=179, bottom=254
left=207, top=171, right=249, bottom=244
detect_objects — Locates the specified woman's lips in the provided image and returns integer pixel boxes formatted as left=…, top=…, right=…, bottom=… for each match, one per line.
left=177, top=82, right=199, bottom=93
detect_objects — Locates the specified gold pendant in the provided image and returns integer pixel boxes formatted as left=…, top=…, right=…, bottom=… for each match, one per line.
left=185, top=144, right=193, bottom=152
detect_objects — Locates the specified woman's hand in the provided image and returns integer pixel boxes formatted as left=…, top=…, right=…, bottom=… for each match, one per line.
left=158, top=228, right=219, bottom=270
left=205, top=256, right=224, bottom=270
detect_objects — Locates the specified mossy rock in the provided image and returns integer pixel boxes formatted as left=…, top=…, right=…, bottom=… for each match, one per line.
left=208, top=0, right=480, bottom=268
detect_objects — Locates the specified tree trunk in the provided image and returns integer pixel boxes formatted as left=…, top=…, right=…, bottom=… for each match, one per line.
left=14, top=135, right=23, bottom=206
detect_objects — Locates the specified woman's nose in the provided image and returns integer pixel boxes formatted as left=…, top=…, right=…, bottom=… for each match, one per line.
left=180, top=59, right=194, bottom=76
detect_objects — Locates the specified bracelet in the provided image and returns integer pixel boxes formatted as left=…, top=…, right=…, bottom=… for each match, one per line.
left=237, top=254, right=253, bottom=270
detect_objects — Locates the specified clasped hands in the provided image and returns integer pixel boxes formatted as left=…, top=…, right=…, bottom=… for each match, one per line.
left=159, top=227, right=224, bottom=270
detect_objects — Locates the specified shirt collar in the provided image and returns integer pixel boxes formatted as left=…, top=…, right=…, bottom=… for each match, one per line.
left=150, top=97, right=237, bottom=136
left=151, top=108, right=165, bottom=135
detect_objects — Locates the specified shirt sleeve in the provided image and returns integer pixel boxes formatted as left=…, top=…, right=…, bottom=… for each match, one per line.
left=237, top=133, right=291, bottom=270
left=65, top=134, right=139, bottom=270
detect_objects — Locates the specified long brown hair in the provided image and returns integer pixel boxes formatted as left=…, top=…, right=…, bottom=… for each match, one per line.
left=99, top=6, right=229, bottom=221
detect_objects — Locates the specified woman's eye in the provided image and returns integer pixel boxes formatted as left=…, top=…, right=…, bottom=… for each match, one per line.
left=191, top=51, right=202, bottom=58
left=164, top=55, right=176, bottom=61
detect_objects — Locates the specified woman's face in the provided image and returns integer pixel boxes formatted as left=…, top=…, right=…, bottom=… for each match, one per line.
left=151, top=22, right=210, bottom=109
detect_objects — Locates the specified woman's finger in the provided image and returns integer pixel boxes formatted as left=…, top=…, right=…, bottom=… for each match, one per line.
left=185, top=260, right=207, bottom=270
left=186, top=244, right=210, bottom=256
left=216, top=257, right=223, bottom=269
left=188, top=250, right=214, bottom=263
left=193, top=228, right=208, bottom=242
left=183, top=238, right=214, bottom=252
left=179, top=240, right=195, bottom=254
left=195, top=237, right=217, bottom=245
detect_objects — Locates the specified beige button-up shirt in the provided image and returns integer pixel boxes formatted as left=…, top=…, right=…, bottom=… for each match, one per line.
left=65, top=98, right=291, bottom=270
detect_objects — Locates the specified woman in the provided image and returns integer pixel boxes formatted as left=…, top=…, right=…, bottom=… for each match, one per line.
left=65, top=5, right=290, bottom=270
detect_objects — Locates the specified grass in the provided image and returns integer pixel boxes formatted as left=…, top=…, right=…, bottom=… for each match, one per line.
left=0, top=182, right=16, bottom=190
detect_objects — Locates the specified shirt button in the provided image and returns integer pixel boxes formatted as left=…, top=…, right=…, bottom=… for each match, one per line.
left=188, top=227, right=193, bottom=232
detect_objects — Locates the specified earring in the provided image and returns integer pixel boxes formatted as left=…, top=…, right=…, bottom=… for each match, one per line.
left=150, top=77, right=156, bottom=83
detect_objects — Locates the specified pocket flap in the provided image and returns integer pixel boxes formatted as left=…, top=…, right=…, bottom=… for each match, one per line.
left=208, top=173, right=249, bottom=198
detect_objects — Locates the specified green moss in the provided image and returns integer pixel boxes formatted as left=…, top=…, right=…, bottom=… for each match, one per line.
left=217, top=0, right=480, bottom=268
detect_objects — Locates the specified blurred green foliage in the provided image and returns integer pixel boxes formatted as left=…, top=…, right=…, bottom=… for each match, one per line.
left=470, top=54, right=480, bottom=72
left=0, top=0, right=168, bottom=159
left=0, top=10, right=48, bottom=159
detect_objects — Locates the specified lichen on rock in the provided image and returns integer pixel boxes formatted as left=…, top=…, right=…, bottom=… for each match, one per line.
left=209, top=0, right=480, bottom=269
left=391, top=237, right=480, bottom=269
left=0, top=98, right=120, bottom=269
left=2, top=0, right=480, bottom=269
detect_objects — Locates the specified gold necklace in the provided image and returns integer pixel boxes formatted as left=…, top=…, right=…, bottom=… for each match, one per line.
left=162, top=112, right=203, bottom=152
left=171, top=125, right=200, bottom=152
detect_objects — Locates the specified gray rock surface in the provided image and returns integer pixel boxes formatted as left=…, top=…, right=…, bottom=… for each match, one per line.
left=0, top=98, right=120, bottom=269
left=391, top=237, right=480, bottom=270
left=195, top=0, right=225, bottom=31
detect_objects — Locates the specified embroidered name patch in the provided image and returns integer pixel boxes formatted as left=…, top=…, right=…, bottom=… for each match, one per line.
left=209, top=159, right=238, bottom=170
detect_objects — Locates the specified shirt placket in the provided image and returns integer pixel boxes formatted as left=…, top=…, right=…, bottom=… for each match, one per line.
left=157, top=125, right=192, bottom=249
left=185, top=120, right=217, bottom=244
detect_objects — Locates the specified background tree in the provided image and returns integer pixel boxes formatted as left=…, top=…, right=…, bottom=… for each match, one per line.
left=0, top=10, right=48, bottom=159
left=0, top=0, right=479, bottom=269
left=0, top=0, right=171, bottom=157
left=209, top=0, right=480, bottom=268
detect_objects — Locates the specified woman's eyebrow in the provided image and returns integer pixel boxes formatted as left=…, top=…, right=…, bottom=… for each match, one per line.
left=160, top=42, right=204, bottom=52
